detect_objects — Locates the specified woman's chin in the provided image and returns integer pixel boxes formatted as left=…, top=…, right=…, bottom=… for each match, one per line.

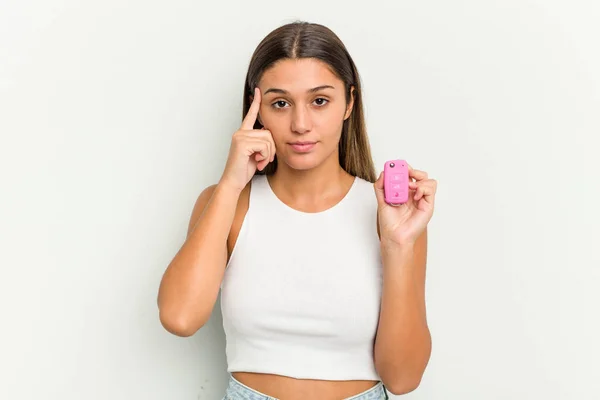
left=278, top=154, right=321, bottom=171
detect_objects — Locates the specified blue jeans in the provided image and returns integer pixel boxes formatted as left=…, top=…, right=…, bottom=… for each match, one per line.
left=222, top=375, right=389, bottom=400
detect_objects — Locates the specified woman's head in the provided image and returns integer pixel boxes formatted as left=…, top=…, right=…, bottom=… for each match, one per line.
left=243, top=21, right=376, bottom=182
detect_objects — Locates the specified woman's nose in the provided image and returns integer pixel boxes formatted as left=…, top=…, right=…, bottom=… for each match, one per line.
left=291, top=106, right=312, bottom=134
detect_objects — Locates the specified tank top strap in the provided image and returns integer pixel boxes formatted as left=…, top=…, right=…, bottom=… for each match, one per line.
left=242, top=174, right=285, bottom=229
left=247, top=174, right=275, bottom=213
left=248, top=173, right=268, bottom=197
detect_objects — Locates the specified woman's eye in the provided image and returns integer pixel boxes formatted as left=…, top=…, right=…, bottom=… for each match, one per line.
left=271, top=98, right=328, bottom=109
left=272, top=100, right=289, bottom=109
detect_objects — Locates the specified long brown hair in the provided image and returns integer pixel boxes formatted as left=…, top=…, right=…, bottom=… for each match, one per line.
left=242, top=21, right=377, bottom=183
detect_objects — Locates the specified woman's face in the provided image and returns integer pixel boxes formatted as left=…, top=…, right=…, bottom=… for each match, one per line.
left=256, top=58, right=354, bottom=171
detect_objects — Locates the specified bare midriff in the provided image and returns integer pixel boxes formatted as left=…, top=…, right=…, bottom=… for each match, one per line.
left=232, top=372, right=379, bottom=400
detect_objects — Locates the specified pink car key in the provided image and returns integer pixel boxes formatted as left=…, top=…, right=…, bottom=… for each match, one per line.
left=383, top=159, right=409, bottom=205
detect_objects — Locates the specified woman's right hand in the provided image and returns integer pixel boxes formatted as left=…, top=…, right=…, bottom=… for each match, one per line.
left=219, top=87, right=276, bottom=193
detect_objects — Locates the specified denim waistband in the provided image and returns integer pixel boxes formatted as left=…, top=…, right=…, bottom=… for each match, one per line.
left=223, top=375, right=389, bottom=400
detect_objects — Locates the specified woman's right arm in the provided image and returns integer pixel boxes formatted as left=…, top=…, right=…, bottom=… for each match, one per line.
left=157, top=87, right=275, bottom=337
left=157, top=181, right=242, bottom=337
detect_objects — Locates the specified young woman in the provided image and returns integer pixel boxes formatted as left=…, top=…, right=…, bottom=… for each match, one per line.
left=158, top=21, right=437, bottom=400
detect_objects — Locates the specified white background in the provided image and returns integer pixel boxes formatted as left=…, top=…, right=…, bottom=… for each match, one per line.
left=1, top=0, right=599, bottom=399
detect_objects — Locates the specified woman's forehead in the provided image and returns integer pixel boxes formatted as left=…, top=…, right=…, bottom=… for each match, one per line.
left=259, top=58, right=342, bottom=93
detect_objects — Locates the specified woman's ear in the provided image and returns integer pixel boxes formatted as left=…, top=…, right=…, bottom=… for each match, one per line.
left=344, top=85, right=356, bottom=120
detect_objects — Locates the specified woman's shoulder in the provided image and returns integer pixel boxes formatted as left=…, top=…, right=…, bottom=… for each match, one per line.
left=351, top=176, right=377, bottom=201
left=186, top=181, right=251, bottom=239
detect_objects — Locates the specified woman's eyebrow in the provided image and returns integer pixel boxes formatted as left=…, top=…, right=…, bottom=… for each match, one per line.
left=263, top=85, right=335, bottom=95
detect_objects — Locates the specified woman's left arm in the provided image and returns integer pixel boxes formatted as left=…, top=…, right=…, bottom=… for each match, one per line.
left=372, top=165, right=437, bottom=395
left=374, top=231, right=431, bottom=395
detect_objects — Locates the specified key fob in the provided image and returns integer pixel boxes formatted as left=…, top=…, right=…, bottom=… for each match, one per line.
left=383, top=159, right=409, bottom=205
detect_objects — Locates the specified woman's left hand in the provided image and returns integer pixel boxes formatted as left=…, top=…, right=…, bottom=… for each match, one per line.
left=374, top=164, right=437, bottom=247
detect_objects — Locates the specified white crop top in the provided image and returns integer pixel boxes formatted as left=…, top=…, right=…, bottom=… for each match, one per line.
left=220, top=174, right=383, bottom=380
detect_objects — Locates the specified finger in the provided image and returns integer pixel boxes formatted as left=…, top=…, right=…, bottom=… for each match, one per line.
left=413, top=180, right=437, bottom=203
left=246, top=129, right=277, bottom=162
left=249, top=134, right=273, bottom=164
left=409, top=179, right=437, bottom=191
left=265, top=133, right=276, bottom=162
left=409, top=168, right=428, bottom=182
left=245, top=139, right=270, bottom=164
left=414, top=186, right=432, bottom=202
left=257, top=132, right=275, bottom=163
left=255, top=153, right=269, bottom=171
left=251, top=138, right=275, bottom=171
left=241, top=87, right=261, bottom=130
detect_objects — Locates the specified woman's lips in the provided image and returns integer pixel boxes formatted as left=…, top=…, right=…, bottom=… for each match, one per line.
left=289, top=142, right=316, bottom=152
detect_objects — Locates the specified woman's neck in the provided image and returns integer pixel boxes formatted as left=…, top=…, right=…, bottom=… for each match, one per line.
left=267, top=156, right=355, bottom=206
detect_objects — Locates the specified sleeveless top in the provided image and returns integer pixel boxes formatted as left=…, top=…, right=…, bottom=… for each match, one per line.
left=220, top=174, right=383, bottom=380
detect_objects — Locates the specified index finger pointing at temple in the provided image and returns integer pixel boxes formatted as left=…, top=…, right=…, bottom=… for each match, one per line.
left=241, top=87, right=261, bottom=130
